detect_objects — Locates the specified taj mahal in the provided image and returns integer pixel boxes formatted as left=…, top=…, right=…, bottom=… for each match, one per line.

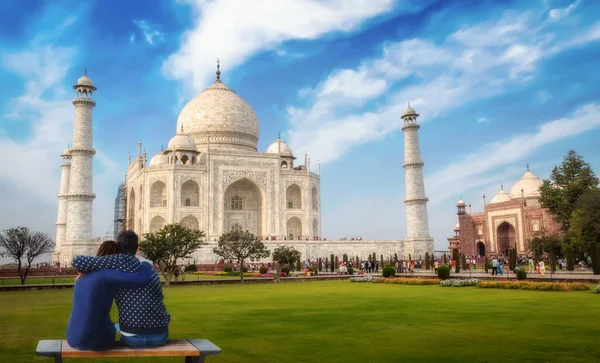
left=52, top=65, right=434, bottom=265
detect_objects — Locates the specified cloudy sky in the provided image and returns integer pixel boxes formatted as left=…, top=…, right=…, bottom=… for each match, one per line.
left=1, top=0, right=599, bottom=258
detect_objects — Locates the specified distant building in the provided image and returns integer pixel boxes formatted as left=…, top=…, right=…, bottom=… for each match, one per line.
left=113, top=182, right=126, bottom=239
left=448, top=167, right=561, bottom=257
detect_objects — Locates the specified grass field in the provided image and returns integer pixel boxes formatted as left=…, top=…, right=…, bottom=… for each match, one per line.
left=0, top=281, right=599, bottom=363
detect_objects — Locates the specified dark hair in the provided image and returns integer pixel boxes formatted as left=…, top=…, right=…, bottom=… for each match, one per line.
left=97, top=240, right=121, bottom=256
left=117, top=230, right=138, bottom=256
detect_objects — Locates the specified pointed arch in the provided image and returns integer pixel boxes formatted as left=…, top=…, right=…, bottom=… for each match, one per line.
left=287, top=217, right=302, bottom=240
left=128, top=188, right=136, bottom=230
left=223, top=178, right=264, bottom=237
left=150, top=216, right=166, bottom=233
left=231, top=222, right=243, bottom=232
left=312, top=186, right=318, bottom=211
left=180, top=215, right=199, bottom=230
left=181, top=180, right=200, bottom=207
left=138, top=185, right=143, bottom=209
left=286, top=184, right=302, bottom=209
left=150, top=180, right=167, bottom=208
left=312, top=218, right=319, bottom=237
left=496, top=222, right=516, bottom=256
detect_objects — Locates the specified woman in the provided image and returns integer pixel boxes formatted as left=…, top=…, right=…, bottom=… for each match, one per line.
left=66, top=241, right=153, bottom=351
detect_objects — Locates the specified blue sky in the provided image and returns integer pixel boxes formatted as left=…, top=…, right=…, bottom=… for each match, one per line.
left=1, top=0, right=599, bottom=254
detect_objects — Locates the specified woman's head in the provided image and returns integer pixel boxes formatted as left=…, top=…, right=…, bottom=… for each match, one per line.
left=96, top=240, right=121, bottom=257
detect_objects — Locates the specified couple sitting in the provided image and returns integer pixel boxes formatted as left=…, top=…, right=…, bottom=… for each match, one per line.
left=66, top=230, right=171, bottom=351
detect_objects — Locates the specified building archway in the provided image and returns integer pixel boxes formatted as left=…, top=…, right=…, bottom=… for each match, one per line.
left=496, top=222, right=515, bottom=256
left=149, top=216, right=166, bottom=233
left=286, top=184, right=302, bottom=209
left=180, top=215, right=199, bottom=230
left=287, top=217, right=302, bottom=240
left=223, top=178, right=263, bottom=237
left=150, top=181, right=167, bottom=207
left=181, top=180, right=200, bottom=207
left=477, top=241, right=486, bottom=256
left=312, top=218, right=318, bottom=237
left=312, top=187, right=318, bottom=211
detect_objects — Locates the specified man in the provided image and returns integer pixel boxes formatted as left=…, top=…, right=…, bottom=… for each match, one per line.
left=492, top=256, right=498, bottom=275
left=72, top=231, right=170, bottom=347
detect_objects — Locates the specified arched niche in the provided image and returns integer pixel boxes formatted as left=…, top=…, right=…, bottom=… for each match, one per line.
left=180, top=215, right=199, bottom=230
left=223, top=178, right=264, bottom=237
left=181, top=180, right=200, bottom=207
left=150, top=215, right=166, bottom=233
left=286, top=184, right=302, bottom=209
left=312, top=187, right=318, bottom=211
left=312, top=218, right=318, bottom=237
left=496, top=222, right=516, bottom=256
left=287, top=217, right=302, bottom=240
left=150, top=180, right=167, bottom=208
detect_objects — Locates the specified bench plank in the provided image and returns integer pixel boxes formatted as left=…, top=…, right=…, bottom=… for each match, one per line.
left=61, top=340, right=200, bottom=357
left=188, top=339, right=222, bottom=356
left=36, top=340, right=62, bottom=362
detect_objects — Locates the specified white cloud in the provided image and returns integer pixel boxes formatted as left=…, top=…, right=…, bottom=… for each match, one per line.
left=162, top=0, right=397, bottom=94
left=426, top=103, right=600, bottom=205
left=133, top=20, right=164, bottom=45
left=286, top=6, right=600, bottom=165
left=477, top=117, right=490, bottom=124
left=548, top=0, right=580, bottom=21
left=130, top=33, right=136, bottom=44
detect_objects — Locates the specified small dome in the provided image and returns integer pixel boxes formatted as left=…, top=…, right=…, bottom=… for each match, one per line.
left=61, top=148, right=71, bottom=156
left=454, top=223, right=460, bottom=231
left=402, top=104, right=418, bottom=117
left=509, top=170, right=542, bottom=198
left=149, top=152, right=168, bottom=166
left=76, top=75, right=94, bottom=87
left=168, top=133, right=197, bottom=151
left=490, top=188, right=511, bottom=204
left=266, top=138, right=294, bottom=158
left=456, top=199, right=465, bottom=206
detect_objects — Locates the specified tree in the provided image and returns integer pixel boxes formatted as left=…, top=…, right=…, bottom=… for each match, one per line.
left=528, top=231, right=562, bottom=264
left=330, top=254, right=334, bottom=272
left=590, top=242, right=600, bottom=275
left=508, top=249, right=516, bottom=271
left=272, top=245, right=301, bottom=273
left=425, top=252, right=430, bottom=270
left=452, top=249, right=460, bottom=273
left=539, top=150, right=599, bottom=231
left=0, top=227, right=54, bottom=285
left=318, top=257, right=322, bottom=272
left=461, top=254, right=467, bottom=270
left=569, top=189, right=600, bottom=256
left=140, top=224, right=206, bottom=286
left=443, top=253, right=447, bottom=264
left=564, top=245, right=575, bottom=271
left=213, top=230, right=270, bottom=283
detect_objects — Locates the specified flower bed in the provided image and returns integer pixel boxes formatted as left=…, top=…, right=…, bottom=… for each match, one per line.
left=349, top=276, right=375, bottom=283
left=440, top=278, right=480, bottom=287
left=478, top=281, right=590, bottom=291
left=372, top=277, right=440, bottom=285
left=595, top=285, right=600, bottom=293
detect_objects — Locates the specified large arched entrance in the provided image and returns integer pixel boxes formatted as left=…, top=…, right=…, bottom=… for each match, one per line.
left=287, top=217, right=302, bottom=239
left=496, top=222, right=516, bottom=256
left=477, top=241, right=486, bottom=256
left=223, top=178, right=263, bottom=237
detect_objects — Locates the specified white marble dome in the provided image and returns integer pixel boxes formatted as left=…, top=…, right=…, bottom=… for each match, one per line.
left=149, top=152, right=168, bottom=166
left=176, top=79, right=259, bottom=151
left=402, top=105, right=418, bottom=117
left=509, top=170, right=542, bottom=198
left=76, top=74, right=94, bottom=87
left=454, top=223, right=460, bottom=230
left=456, top=199, right=466, bottom=206
left=490, top=187, right=511, bottom=204
left=168, top=133, right=197, bottom=151
left=266, top=139, right=294, bottom=157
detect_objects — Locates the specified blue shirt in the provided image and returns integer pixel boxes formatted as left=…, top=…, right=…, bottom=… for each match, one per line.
left=72, top=254, right=170, bottom=335
left=66, top=262, right=153, bottom=351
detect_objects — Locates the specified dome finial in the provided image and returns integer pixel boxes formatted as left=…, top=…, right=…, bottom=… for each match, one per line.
left=84, top=67, right=87, bottom=76
left=161, top=144, right=163, bottom=152
left=501, top=183, right=504, bottom=190
left=527, top=163, right=530, bottom=171
left=278, top=132, right=281, bottom=140
left=216, top=59, right=221, bottom=81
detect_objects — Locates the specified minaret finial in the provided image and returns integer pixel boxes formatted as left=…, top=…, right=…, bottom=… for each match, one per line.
left=161, top=144, right=164, bottom=152
left=408, top=102, right=411, bottom=107
left=216, top=59, right=221, bottom=81
left=501, top=183, right=504, bottom=190
left=278, top=132, right=281, bottom=139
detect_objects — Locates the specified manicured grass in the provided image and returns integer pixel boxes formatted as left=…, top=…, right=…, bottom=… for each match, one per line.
left=0, top=281, right=599, bottom=362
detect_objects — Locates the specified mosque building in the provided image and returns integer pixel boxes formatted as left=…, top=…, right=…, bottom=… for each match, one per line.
left=54, top=65, right=434, bottom=265
left=447, top=167, right=561, bottom=257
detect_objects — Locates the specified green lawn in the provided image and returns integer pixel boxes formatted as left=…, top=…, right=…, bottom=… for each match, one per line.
left=0, top=281, right=599, bottom=362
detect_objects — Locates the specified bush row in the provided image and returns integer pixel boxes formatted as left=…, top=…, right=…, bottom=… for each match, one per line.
left=349, top=276, right=374, bottom=283
left=477, top=281, right=590, bottom=291
left=440, top=278, right=480, bottom=287
left=372, top=277, right=440, bottom=285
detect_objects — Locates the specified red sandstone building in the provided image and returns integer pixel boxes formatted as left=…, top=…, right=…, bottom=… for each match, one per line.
left=447, top=167, right=561, bottom=257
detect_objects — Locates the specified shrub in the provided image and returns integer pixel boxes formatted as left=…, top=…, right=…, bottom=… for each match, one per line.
left=508, top=249, right=516, bottom=271
left=516, top=268, right=527, bottom=280
left=330, top=254, right=335, bottom=272
left=281, top=266, right=290, bottom=274
left=461, top=254, right=467, bottom=270
left=437, top=265, right=451, bottom=280
left=443, top=253, right=447, bottom=264
left=223, top=267, right=232, bottom=273
left=565, top=247, right=574, bottom=271
left=349, top=275, right=373, bottom=283
left=242, top=267, right=248, bottom=273
left=440, top=278, right=480, bottom=287
left=484, top=256, right=489, bottom=273
left=259, top=265, right=268, bottom=274
left=184, top=264, right=198, bottom=273
left=372, top=277, right=440, bottom=285
left=382, top=265, right=396, bottom=278
left=318, top=257, right=322, bottom=272
left=347, top=267, right=354, bottom=275
left=425, top=252, right=430, bottom=270
left=335, top=256, right=339, bottom=270
left=477, top=281, right=590, bottom=291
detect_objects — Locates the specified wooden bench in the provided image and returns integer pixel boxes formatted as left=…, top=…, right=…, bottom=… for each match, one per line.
left=36, top=339, right=221, bottom=362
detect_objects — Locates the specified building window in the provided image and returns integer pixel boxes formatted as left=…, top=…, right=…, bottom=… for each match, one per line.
left=231, top=195, right=242, bottom=210
left=185, top=198, right=191, bottom=207
left=162, top=199, right=167, bottom=207
left=532, top=222, right=540, bottom=231
left=231, top=223, right=243, bottom=232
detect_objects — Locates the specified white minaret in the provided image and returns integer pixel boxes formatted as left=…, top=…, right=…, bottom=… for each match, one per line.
left=62, top=70, right=98, bottom=262
left=401, top=104, right=433, bottom=259
left=53, top=147, right=72, bottom=264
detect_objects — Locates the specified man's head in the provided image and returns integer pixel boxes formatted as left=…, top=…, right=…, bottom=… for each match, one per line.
left=117, top=230, right=139, bottom=256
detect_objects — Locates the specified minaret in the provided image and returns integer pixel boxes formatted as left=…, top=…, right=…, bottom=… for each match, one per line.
left=53, top=147, right=72, bottom=264
left=401, top=104, right=433, bottom=259
left=64, top=70, right=98, bottom=259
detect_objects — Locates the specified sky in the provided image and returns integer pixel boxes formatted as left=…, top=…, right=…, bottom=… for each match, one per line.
left=1, top=0, right=600, bottom=261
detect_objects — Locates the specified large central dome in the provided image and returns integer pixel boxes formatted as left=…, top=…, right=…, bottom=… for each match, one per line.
left=176, top=76, right=259, bottom=153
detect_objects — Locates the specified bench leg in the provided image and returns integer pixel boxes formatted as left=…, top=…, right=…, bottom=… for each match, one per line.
left=185, top=356, right=205, bottom=363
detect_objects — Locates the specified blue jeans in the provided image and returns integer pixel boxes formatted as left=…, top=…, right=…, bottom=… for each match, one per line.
left=115, top=324, right=168, bottom=347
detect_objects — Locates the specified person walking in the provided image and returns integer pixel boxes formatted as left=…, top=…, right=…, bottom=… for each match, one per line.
left=528, top=257, right=535, bottom=273
left=492, top=257, right=498, bottom=275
